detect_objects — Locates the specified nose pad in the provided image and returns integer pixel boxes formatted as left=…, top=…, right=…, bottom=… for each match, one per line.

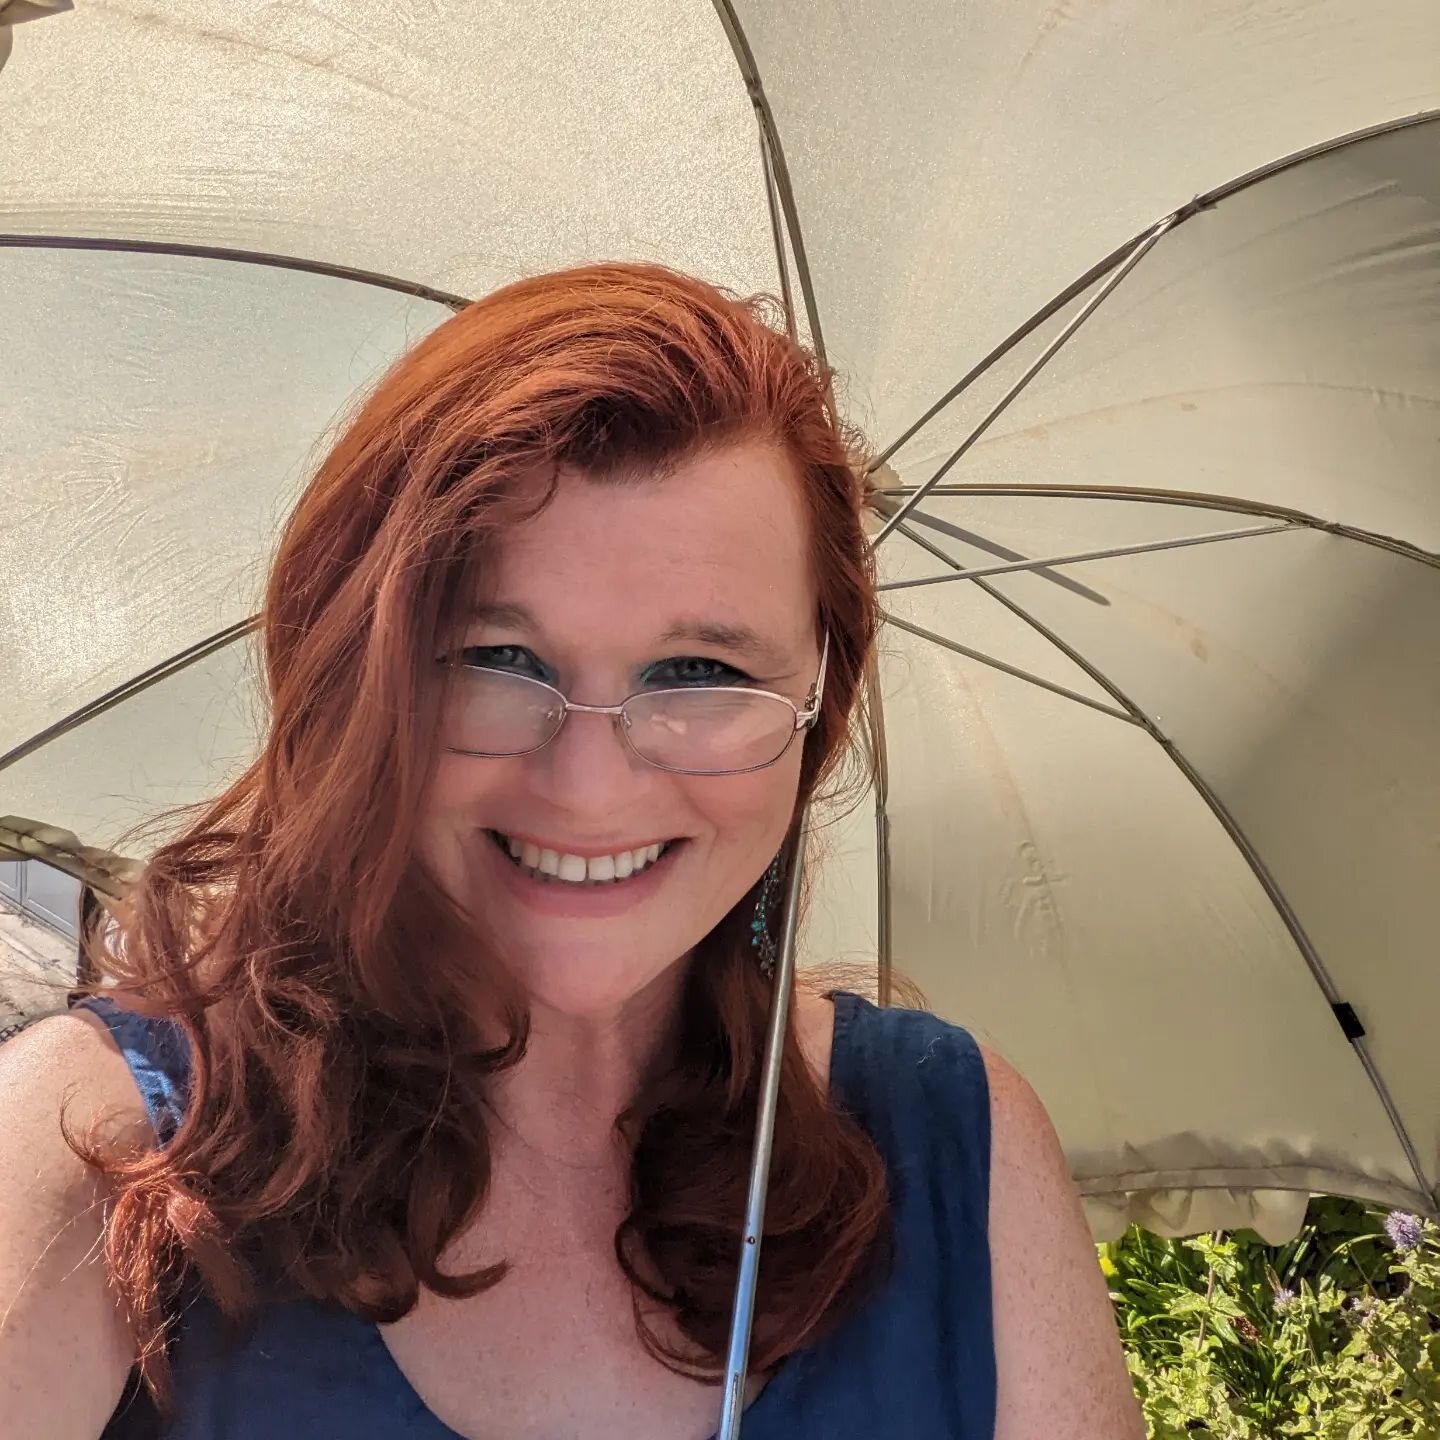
left=535, top=703, right=652, bottom=800
left=610, top=707, right=650, bottom=768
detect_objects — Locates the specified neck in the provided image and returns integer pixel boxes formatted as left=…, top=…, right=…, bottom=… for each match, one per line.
left=485, top=962, right=689, bottom=1167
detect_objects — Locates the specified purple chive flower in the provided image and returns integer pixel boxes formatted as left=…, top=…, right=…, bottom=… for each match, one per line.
left=1272, top=1287, right=1299, bottom=1314
left=1385, top=1211, right=1425, bottom=1252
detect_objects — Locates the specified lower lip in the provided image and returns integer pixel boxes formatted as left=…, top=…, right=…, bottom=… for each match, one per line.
left=483, top=834, right=686, bottom=919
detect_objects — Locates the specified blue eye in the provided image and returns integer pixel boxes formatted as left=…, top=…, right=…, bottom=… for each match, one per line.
left=644, top=656, right=749, bottom=688
left=458, top=645, right=552, bottom=682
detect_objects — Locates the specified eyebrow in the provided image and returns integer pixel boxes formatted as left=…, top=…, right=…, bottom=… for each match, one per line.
left=657, top=619, right=789, bottom=668
left=466, top=600, right=537, bottom=630
left=465, top=603, right=790, bottom=669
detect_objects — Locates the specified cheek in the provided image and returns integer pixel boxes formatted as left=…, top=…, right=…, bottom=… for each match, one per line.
left=687, top=751, right=802, bottom=861
left=415, top=757, right=500, bottom=875
left=424, top=752, right=510, bottom=812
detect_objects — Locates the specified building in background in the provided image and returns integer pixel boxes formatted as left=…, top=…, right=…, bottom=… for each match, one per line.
left=0, top=858, right=81, bottom=1041
left=0, top=854, right=80, bottom=940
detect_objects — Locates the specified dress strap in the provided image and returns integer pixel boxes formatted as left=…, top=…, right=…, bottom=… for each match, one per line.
left=829, top=989, right=993, bottom=1230
left=73, top=996, right=192, bottom=1144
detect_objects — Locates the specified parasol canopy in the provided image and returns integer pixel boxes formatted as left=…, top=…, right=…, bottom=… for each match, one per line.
left=3, top=0, right=1438, bottom=1244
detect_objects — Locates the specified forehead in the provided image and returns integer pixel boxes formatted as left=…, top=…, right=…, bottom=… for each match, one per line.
left=479, top=441, right=815, bottom=643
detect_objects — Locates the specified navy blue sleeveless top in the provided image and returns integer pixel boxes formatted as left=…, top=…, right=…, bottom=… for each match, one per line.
left=79, top=991, right=995, bottom=1439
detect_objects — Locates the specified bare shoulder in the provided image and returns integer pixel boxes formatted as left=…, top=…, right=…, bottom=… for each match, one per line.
left=3, top=1005, right=149, bottom=1110
left=0, top=1009, right=153, bottom=1171
left=0, top=1012, right=146, bottom=1439
left=975, top=1044, right=1145, bottom=1440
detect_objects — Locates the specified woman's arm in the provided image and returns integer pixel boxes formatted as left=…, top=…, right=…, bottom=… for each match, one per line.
left=980, top=1045, right=1146, bottom=1440
left=0, top=1013, right=143, bottom=1440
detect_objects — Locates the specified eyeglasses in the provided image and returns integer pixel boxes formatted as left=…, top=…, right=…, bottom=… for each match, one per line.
left=438, top=633, right=829, bottom=776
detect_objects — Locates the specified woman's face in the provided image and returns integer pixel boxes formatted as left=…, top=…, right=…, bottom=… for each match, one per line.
left=417, top=440, right=821, bottom=1022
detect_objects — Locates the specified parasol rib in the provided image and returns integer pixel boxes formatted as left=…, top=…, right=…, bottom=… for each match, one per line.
left=0, top=618, right=260, bottom=777
left=711, top=0, right=827, bottom=366
left=880, top=609, right=1139, bottom=726
left=868, top=109, right=1440, bottom=479
left=0, top=234, right=470, bottom=310
left=888, top=485, right=1440, bottom=572
left=872, top=216, right=1178, bottom=547
left=911, top=529, right=1440, bottom=1215
left=878, top=522, right=1292, bottom=592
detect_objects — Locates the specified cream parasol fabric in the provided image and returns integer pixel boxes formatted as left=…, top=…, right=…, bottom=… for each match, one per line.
left=2, top=1, right=1437, bottom=1242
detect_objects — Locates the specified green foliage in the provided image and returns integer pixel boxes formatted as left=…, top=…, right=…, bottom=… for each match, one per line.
left=1102, top=1197, right=1440, bottom=1439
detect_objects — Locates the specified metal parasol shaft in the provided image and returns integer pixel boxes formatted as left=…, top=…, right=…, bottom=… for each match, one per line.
left=716, top=825, right=809, bottom=1440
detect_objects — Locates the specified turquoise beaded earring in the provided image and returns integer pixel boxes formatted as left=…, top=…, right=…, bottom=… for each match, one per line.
left=750, top=851, right=785, bottom=978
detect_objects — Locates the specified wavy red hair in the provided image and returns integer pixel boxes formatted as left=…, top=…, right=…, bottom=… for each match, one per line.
left=76, top=261, right=889, bottom=1407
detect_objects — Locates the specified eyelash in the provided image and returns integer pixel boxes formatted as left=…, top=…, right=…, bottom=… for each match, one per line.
left=455, top=646, right=751, bottom=688
left=456, top=645, right=548, bottom=680
left=646, top=655, right=749, bottom=687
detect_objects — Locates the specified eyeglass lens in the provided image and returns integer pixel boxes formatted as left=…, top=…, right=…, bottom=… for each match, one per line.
left=444, top=668, right=798, bottom=772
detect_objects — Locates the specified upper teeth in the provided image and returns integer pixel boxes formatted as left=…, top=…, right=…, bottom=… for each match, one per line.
left=505, top=835, right=666, bottom=883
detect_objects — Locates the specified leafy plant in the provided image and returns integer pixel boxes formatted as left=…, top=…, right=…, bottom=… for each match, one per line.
left=1102, top=1198, right=1440, bottom=1438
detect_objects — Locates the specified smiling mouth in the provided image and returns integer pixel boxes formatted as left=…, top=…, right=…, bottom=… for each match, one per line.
left=486, top=830, right=682, bottom=886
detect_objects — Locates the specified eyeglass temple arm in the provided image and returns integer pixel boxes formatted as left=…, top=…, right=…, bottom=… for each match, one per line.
left=799, top=631, right=830, bottom=725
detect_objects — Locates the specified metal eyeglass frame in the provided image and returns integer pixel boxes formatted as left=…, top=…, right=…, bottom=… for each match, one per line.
left=440, top=631, right=830, bottom=776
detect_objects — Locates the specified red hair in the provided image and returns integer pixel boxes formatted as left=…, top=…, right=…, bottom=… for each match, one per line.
left=77, top=261, right=888, bottom=1405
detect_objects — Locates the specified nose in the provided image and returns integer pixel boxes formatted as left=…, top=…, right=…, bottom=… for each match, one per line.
left=524, top=700, right=659, bottom=814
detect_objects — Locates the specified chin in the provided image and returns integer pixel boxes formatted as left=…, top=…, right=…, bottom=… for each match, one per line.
left=499, top=940, right=685, bottom=1021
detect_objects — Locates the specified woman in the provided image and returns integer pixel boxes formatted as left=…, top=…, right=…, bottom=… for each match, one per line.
left=0, top=262, right=1143, bottom=1439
